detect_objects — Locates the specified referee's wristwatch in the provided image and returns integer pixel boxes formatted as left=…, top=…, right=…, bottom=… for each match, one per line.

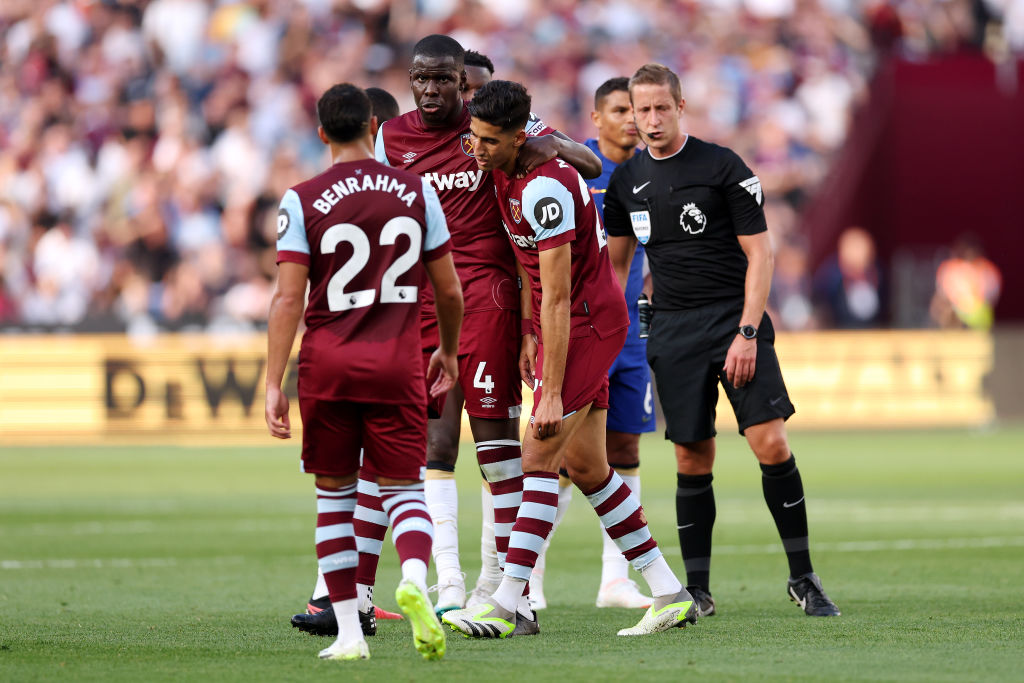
left=738, top=324, right=758, bottom=340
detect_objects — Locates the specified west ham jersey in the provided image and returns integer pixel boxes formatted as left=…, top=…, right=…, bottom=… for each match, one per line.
left=375, top=106, right=553, bottom=316
left=493, top=157, right=628, bottom=343
left=276, top=158, right=452, bottom=404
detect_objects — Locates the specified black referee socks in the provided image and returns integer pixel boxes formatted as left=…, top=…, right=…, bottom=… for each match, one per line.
left=760, top=454, right=814, bottom=578
left=676, top=472, right=716, bottom=592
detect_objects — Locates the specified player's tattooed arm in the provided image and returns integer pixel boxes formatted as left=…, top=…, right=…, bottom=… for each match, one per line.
left=518, top=133, right=602, bottom=179
left=265, top=261, right=309, bottom=439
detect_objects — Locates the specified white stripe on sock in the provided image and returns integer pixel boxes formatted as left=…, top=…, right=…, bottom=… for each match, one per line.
left=480, top=459, right=524, bottom=483
left=315, top=522, right=354, bottom=544
left=392, top=516, right=434, bottom=541
left=524, top=476, right=560, bottom=496
left=356, top=537, right=383, bottom=555
left=508, top=529, right=547, bottom=554
left=599, top=496, right=640, bottom=529
left=518, top=501, right=557, bottom=524
left=476, top=439, right=521, bottom=450
left=584, top=476, right=619, bottom=509
left=612, top=526, right=653, bottom=553
left=317, top=497, right=356, bottom=514
left=318, top=550, right=358, bottom=572
left=354, top=505, right=389, bottom=527
left=316, top=485, right=357, bottom=498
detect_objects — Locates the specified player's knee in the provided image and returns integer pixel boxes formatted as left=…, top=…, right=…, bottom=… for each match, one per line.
left=675, top=440, right=715, bottom=474
left=423, top=430, right=460, bottom=466
left=315, top=473, right=357, bottom=489
left=750, top=429, right=790, bottom=464
left=566, top=460, right=608, bottom=491
left=606, top=431, right=640, bottom=468
left=426, top=435, right=459, bottom=467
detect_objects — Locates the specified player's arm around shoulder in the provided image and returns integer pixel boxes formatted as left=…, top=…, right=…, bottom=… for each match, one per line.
left=420, top=179, right=463, bottom=397
left=519, top=120, right=602, bottom=179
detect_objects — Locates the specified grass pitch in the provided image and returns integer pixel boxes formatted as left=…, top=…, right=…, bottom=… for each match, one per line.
left=2, top=427, right=1022, bottom=681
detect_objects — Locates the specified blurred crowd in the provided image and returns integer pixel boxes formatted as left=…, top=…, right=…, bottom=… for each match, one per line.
left=0, top=0, right=1019, bottom=332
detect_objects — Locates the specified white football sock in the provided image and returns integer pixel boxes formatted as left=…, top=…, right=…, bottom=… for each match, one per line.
left=425, top=475, right=460, bottom=582
left=401, top=558, right=429, bottom=595
left=356, top=583, right=372, bottom=613
left=638, top=555, right=682, bottom=599
left=478, top=481, right=502, bottom=583
left=491, top=575, right=527, bottom=613
left=312, top=566, right=329, bottom=601
left=331, top=598, right=363, bottom=646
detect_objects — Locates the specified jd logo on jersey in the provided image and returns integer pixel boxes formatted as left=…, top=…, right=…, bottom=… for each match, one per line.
left=277, top=209, right=290, bottom=239
left=509, top=198, right=523, bottom=224
left=630, top=210, right=651, bottom=244
left=680, top=202, right=707, bottom=235
left=460, top=133, right=474, bottom=157
left=535, top=198, right=562, bottom=229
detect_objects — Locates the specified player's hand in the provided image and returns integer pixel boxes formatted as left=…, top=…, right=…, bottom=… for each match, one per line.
left=265, top=385, right=291, bottom=439
left=724, top=335, right=757, bottom=388
left=519, top=334, right=538, bottom=386
left=516, top=135, right=560, bottom=176
left=533, top=392, right=563, bottom=440
left=427, top=348, right=459, bottom=398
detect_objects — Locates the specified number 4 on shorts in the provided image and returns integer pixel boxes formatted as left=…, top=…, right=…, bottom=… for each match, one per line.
left=473, top=362, right=494, bottom=394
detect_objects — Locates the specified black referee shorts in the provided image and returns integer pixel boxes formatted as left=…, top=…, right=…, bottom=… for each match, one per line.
left=646, top=299, right=795, bottom=443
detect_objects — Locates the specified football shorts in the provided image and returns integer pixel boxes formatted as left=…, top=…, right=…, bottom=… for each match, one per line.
left=646, top=300, right=794, bottom=444
left=298, top=396, right=427, bottom=481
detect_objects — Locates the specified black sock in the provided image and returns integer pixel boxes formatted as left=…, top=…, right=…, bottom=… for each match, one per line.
left=676, top=472, right=715, bottom=592
left=760, top=455, right=813, bottom=578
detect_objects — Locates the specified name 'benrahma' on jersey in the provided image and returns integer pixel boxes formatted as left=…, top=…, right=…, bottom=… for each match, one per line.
left=493, top=158, right=628, bottom=343
left=276, top=158, right=452, bottom=405
left=603, top=136, right=767, bottom=310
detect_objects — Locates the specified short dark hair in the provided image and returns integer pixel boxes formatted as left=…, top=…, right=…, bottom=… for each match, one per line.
left=412, top=34, right=464, bottom=68
left=464, top=50, right=494, bottom=75
left=316, top=83, right=371, bottom=143
left=365, top=87, right=400, bottom=124
left=629, top=63, right=682, bottom=104
left=467, top=80, right=531, bottom=132
left=594, top=76, right=629, bottom=111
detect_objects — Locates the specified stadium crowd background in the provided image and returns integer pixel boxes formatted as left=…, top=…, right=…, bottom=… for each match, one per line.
left=0, top=0, right=1018, bottom=334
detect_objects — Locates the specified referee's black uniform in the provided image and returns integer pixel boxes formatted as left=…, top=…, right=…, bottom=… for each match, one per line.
left=604, top=135, right=795, bottom=443
left=604, top=111, right=838, bottom=617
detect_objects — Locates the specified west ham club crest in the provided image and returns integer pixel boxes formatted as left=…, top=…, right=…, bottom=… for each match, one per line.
left=460, top=133, right=474, bottom=157
left=509, top=198, right=523, bottom=224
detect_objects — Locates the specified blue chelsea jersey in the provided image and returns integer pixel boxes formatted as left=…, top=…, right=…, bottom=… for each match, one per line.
left=585, top=138, right=645, bottom=347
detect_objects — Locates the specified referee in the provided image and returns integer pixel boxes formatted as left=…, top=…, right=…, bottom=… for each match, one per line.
left=604, top=63, right=839, bottom=617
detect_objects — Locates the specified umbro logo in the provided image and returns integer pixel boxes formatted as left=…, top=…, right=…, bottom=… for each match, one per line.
left=632, top=181, right=651, bottom=194
left=481, top=396, right=497, bottom=405
left=739, top=176, right=763, bottom=205
left=402, top=152, right=417, bottom=163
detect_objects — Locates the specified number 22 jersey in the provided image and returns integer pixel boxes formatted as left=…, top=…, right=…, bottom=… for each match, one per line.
left=276, top=158, right=453, bottom=405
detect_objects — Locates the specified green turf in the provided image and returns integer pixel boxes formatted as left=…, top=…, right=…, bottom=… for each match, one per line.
left=2, top=427, right=1022, bottom=681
